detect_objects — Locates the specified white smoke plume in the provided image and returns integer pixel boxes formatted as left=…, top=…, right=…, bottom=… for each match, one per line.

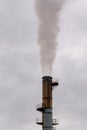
left=36, top=0, right=63, bottom=76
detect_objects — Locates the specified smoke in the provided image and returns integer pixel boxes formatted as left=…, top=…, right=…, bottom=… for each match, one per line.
left=36, top=0, right=63, bottom=76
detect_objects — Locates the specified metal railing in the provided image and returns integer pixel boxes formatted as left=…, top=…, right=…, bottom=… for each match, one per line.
left=36, top=118, right=59, bottom=125
left=36, top=103, right=45, bottom=110
left=36, top=103, right=42, bottom=109
left=36, top=118, right=43, bottom=125
left=36, top=118, right=42, bottom=122
left=53, top=119, right=59, bottom=125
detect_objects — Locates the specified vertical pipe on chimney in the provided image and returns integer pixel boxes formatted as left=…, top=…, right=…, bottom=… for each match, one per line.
left=42, top=76, right=53, bottom=130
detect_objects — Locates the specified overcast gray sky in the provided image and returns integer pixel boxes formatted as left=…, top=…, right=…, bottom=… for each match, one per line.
left=0, top=0, right=87, bottom=130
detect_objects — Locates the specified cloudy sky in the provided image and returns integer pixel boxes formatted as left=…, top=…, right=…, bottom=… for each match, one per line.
left=0, top=0, right=87, bottom=130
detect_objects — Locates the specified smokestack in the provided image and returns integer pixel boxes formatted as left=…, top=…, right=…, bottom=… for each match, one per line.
left=35, top=0, right=63, bottom=130
left=36, top=76, right=59, bottom=130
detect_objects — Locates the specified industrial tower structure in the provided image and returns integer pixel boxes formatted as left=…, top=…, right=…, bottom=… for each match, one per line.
left=36, top=76, right=59, bottom=130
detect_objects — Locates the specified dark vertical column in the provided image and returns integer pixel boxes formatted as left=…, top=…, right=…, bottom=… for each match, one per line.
left=42, top=76, right=53, bottom=130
